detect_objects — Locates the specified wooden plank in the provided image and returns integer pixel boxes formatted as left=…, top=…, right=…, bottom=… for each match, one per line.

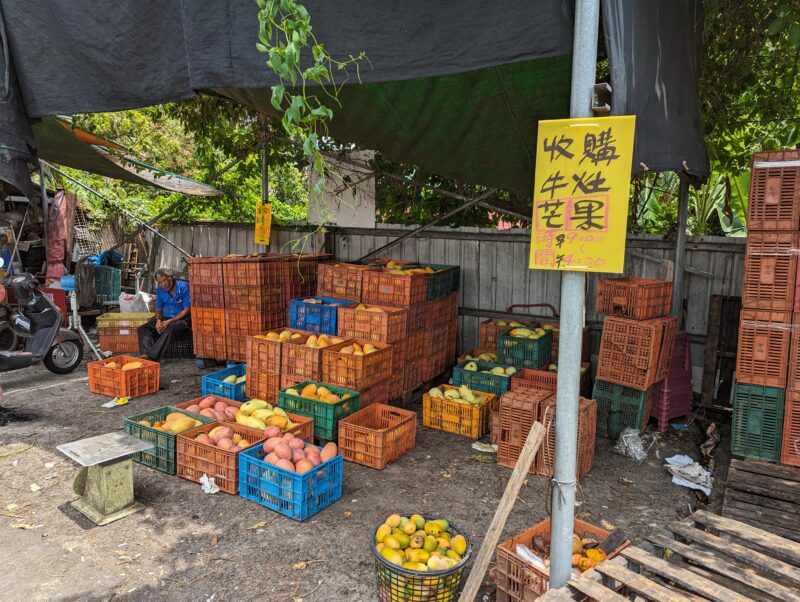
left=567, top=573, right=629, bottom=602
left=620, top=547, right=754, bottom=602
left=721, top=506, right=800, bottom=543
left=730, top=458, right=800, bottom=483
left=595, top=560, right=694, bottom=602
left=647, top=533, right=800, bottom=602
left=725, top=488, right=800, bottom=516
left=691, top=510, right=800, bottom=567
left=723, top=494, right=800, bottom=527
left=667, top=521, right=800, bottom=588
left=457, top=421, right=545, bottom=602
left=725, top=469, right=800, bottom=505
left=702, top=294, right=722, bottom=405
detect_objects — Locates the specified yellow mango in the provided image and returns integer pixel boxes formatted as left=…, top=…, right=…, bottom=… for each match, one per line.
left=244, top=416, right=267, bottom=430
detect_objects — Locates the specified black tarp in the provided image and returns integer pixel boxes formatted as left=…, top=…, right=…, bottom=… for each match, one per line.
left=0, top=0, right=708, bottom=198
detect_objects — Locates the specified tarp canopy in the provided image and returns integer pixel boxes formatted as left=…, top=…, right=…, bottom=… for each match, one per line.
left=33, top=117, right=223, bottom=196
left=0, top=0, right=708, bottom=198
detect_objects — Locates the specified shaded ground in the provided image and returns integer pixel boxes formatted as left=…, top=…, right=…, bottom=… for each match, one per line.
left=0, top=360, right=729, bottom=602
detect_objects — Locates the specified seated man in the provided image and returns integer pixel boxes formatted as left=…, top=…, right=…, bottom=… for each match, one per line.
left=138, top=268, right=191, bottom=361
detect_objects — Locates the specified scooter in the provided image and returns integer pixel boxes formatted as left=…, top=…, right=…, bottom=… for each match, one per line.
left=0, top=261, right=84, bottom=374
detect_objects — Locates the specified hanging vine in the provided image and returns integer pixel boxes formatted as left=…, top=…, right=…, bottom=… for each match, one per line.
left=255, top=0, right=366, bottom=199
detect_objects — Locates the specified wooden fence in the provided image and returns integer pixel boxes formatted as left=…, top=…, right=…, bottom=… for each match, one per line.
left=153, top=223, right=746, bottom=393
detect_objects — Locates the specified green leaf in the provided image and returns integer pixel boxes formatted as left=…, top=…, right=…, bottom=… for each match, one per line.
left=285, top=42, right=299, bottom=70
left=768, top=16, right=788, bottom=35
left=270, top=85, right=285, bottom=110
left=256, top=42, right=269, bottom=54
left=790, top=22, right=800, bottom=46
left=311, top=106, right=333, bottom=120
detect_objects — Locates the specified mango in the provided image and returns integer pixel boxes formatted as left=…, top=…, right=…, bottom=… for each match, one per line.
left=137, top=420, right=151, bottom=427
left=451, top=534, right=467, bottom=555
left=235, top=411, right=248, bottom=425
left=402, top=561, right=428, bottom=572
left=376, top=524, right=392, bottom=543
left=380, top=547, right=404, bottom=566
left=286, top=387, right=300, bottom=396
left=406, top=549, right=430, bottom=564
left=446, top=550, right=462, bottom=561
left=409, top=535, right=424, bottom=549
left=410, top=514, right=425, bottom=529
left=169, top=417, right=196, bottom=434
left=222, top=374, right=237, bottom=384
left=424, top=521, right=443, bottom=537
left=273, top=407, right=287, bottom=417
left=121, top=361, right=143, bottom=371
left=268, top=415, right=288, bottom=429
left=245, top=416, right=267, bottom=430
left=463, top=361, right=478, bottom=372
left=386, top=514, right=402, bottom=528
left=383, top=535, right=401, bottom=550
left=401, top=520, right=417, bottom=535
left=435, top=537, right=450, bottom=550
left=392, top=529, right=411, bottom=549
left=301, top=383, right=318, bottom=398
left=428, top=387, right=444, bottom=399
left=240, top=399, right=268, bottom=415
left=235, top=375, right=246, bottom=384
left=251, top=408, right=274, bottom=421
left=433, top=519, right=449, bottom=532
left=422, top=536, right=437, bottom=553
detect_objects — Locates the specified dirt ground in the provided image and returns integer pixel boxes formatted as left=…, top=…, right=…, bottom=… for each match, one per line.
left=0, top=359, right=730, bottom=602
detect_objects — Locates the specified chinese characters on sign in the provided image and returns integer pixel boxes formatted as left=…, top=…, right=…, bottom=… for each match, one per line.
left=255, top=202, right=272, bottom=245
left=529, top=116, right=635, bottom=273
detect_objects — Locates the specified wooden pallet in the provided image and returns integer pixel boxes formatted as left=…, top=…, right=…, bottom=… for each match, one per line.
left=722, top=458, right=800, bottom=543
left=538, top=510, right=800, bottom=602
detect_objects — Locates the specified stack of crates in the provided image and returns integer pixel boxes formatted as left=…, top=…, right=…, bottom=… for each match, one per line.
left=187, top=257, right=227, bottom=360
left=594, top=277, right=677, bottom=440
left=96, top=312, right=153, bottom=353
left=735, top=149, right=800, bottom=464
left=651, top=331, right=694, bottom=431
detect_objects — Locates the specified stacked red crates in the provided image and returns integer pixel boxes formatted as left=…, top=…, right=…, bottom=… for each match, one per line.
left=595, top=277, right=677, bottom=437
left=651, top=331, right=693, bottom=431
left=738, top=150, right=800, bottom=465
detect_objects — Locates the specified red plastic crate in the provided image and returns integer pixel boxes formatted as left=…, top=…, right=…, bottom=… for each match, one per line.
left=748, top=149, right=800, bottom=230
left=737, top=308, right=792, bottom=388
left=88, top=355, right=160, bottom=398
left=596, top=277, right=673, bottom=319
left=781, top=389, right=800, bottom=467
left=358, top=380, right=390, bottom=408
left=424, top=293, right=459, bottom=328
left=338, top=404, right=416, bottom=469
left=283, top=253, right=332, bottom=303
left=246, top=328, right=312, bottom=373
left=281, top=333, right=348, bottom=381
left=317, top=262, right=378, bottom=302
left=336, top=304, right=408, bottom=344
left=362, top=270, right=428, bottom=307
left=597, top=316, right=678, bottom=390
left=192, top=307, right=226, bottom=334
left=245, top=369, right=281, bottom=403
left=225, top=309, right=285, bottom=337
left=651, top=331, right=693, bottom=431
left=224, top=285, right=284, bottom=312
left=193, top=331, right=227, bottom=360
left=322, top=340, right=393, bottom=389
left=743, top=231, right=799, bottom=312
left=221, top=254, right=286, bottom=287
left=225, top=334, right=249, bottom=363
left=187, top=257, right=223, bottom=285
left=98, top=328, right=140, bottom=353
left=537, top=397, right=596, bottom=477
left=479, top=318, right=534, bottom=350
left=510, top=363, right=591, bottom=397
left=497, top=388, right=553, bottom=473
left=189, top=284, right=225, bottom=309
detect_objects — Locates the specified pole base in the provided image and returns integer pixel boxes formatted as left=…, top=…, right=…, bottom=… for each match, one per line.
left=70, top=498, right=145, bottom=526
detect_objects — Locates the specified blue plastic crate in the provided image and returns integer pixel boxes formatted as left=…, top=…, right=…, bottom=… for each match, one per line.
left=238, top=443, right=343, bottom=520
left=201, top=363, right=247, bottom=401
left=451, top=360, right=514, bottom=397
left=289, top=296, right=354, bottom=335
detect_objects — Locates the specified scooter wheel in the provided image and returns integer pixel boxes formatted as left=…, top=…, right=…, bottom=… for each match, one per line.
left=43, top=340, right=84, bottom=374
left=0, top=322, right=17, bottom=352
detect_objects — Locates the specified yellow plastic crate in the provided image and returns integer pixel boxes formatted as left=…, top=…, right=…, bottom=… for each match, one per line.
left=422, top=384, right=497, bottom=439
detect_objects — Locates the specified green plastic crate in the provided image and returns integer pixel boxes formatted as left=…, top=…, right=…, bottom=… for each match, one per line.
left=277, top=381, right=360, bottom=441
left=452, top=360, right=514, bottom=397
left=497, top=330, right=552, bottom=369
left=592, top=380, right=651, bottom=440
left=123, top=406, right=214, bottom=474
left=422, top=263, right=460, bottom=300
left=732, top=383, right=784, bottom=462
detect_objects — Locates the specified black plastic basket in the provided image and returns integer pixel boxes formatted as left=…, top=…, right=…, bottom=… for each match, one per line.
left=373, top=513, right=472, bottom=602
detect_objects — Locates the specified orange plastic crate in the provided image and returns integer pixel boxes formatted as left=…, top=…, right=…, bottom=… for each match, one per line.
left=497, top=388, right=553, bottom=472
left=317, top=262, right=377, bottom=302
left=359, top=380, right=391, bottom=408
left=495, top=519, right=627, bottom=601
left=246, top=328, right=312, bottom=373
left=781, top=389, right=800, bottom=467
left=176, top=422, right=267, bottom=494
left=187, top=257, right=223, bottom=285
left=536, top=397, right=596, bottom=477
left=225, top=334, right=249, bottom=363
left=245, top=368, right=281, bottom=403
left=225, top=309, right=285, bottom=337
left=596, top=277, right=672, bottom=319
left=510, top=364, right=591, bottom=397
left=743, top=231, right=799, bottom=312
left=336, top=304, right=408, bottom=344
left=192, top=307, right=226, bottom=334
left=88, top=355, right=160, bottom=398
left=422, top=384, right=498, bottom=439
left=283, top=253, right=333, bottom=301
left=193, top=331, right=227, bottom=360
left=221, top=254, right=286, bottom=286
left=597, top=315, right=678, bottom=390
left=737, top=308, right=792, bottom=388
left=224, top=284, right=284, bottom=312
left=322, top=340, right=393, bottom=389
left=362, top=270, right=428, bottom=306
left=98, top=327, right=140, bottom=353
left=404, top=356, right=424, bottom=391
left=387, top=342, right=406, bottom=400
left=189, top=283, right=225, bottom=309
left=789, top=316, right=800, bottom=391
left=338, top=403, right=416, bottom=468
left=424, top=293, right=459, bottom=328
left=281, top=333, right=340, bottom=381
left=748, top=149, right=800, bottom=230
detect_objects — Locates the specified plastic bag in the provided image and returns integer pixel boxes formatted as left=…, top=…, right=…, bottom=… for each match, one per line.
left=613, top=428, right=656, bottom=462
left=119, top=292, right=153, bottom=313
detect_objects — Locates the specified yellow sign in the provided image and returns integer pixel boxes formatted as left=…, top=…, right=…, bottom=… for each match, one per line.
left=529, top=115, right=635, bottom=273
left=255, top=202, right=272, bottom=245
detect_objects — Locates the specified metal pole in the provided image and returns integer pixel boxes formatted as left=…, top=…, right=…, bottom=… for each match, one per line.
left=261, top=139, right=269, bottom=204
left=671, top=176, right=689, bottom=319
left=549, top=0, right=600, bottom=590
left=358, top=189, right=497, bottom=261
left=39, top=162, right=49, bottom=246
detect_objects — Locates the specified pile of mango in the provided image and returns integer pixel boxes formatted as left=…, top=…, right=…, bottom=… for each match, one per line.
left=337, top=341, right=379, bottom=356
left=235, top=399, right=298, bottom=431
left=302, top=297, right=343, bottom=307
left=138, top=411, right=202, bottom=434
left=375, top=514, right=467, bottom=572
left=462, top=361, right=516, bottom=376
left=285, top=383, right=352, bottom=405
left=262, top=434, right=338, bottom=473
left=462, top=351, right=497, bottom=362
left=258, top=329, right=303, bottom=343
left=193, top=425, right=252, bottom=452
left=427, top=385, right=487, bottom=408
left=303, top=334, right=344, bottom=349
left=508, top=326, right=548, bottom=340
left=353, top=303, right=388, bottom=313
left=186, top=396, right=238, bottom=422
left=106, top=360, right=144, bottom=371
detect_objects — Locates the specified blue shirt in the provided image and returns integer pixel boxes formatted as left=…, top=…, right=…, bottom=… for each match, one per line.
left=155, top=279, right=190, bottom=319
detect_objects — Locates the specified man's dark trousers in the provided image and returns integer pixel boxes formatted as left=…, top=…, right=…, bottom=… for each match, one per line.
left=138, top=317, right=190, bottom=361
